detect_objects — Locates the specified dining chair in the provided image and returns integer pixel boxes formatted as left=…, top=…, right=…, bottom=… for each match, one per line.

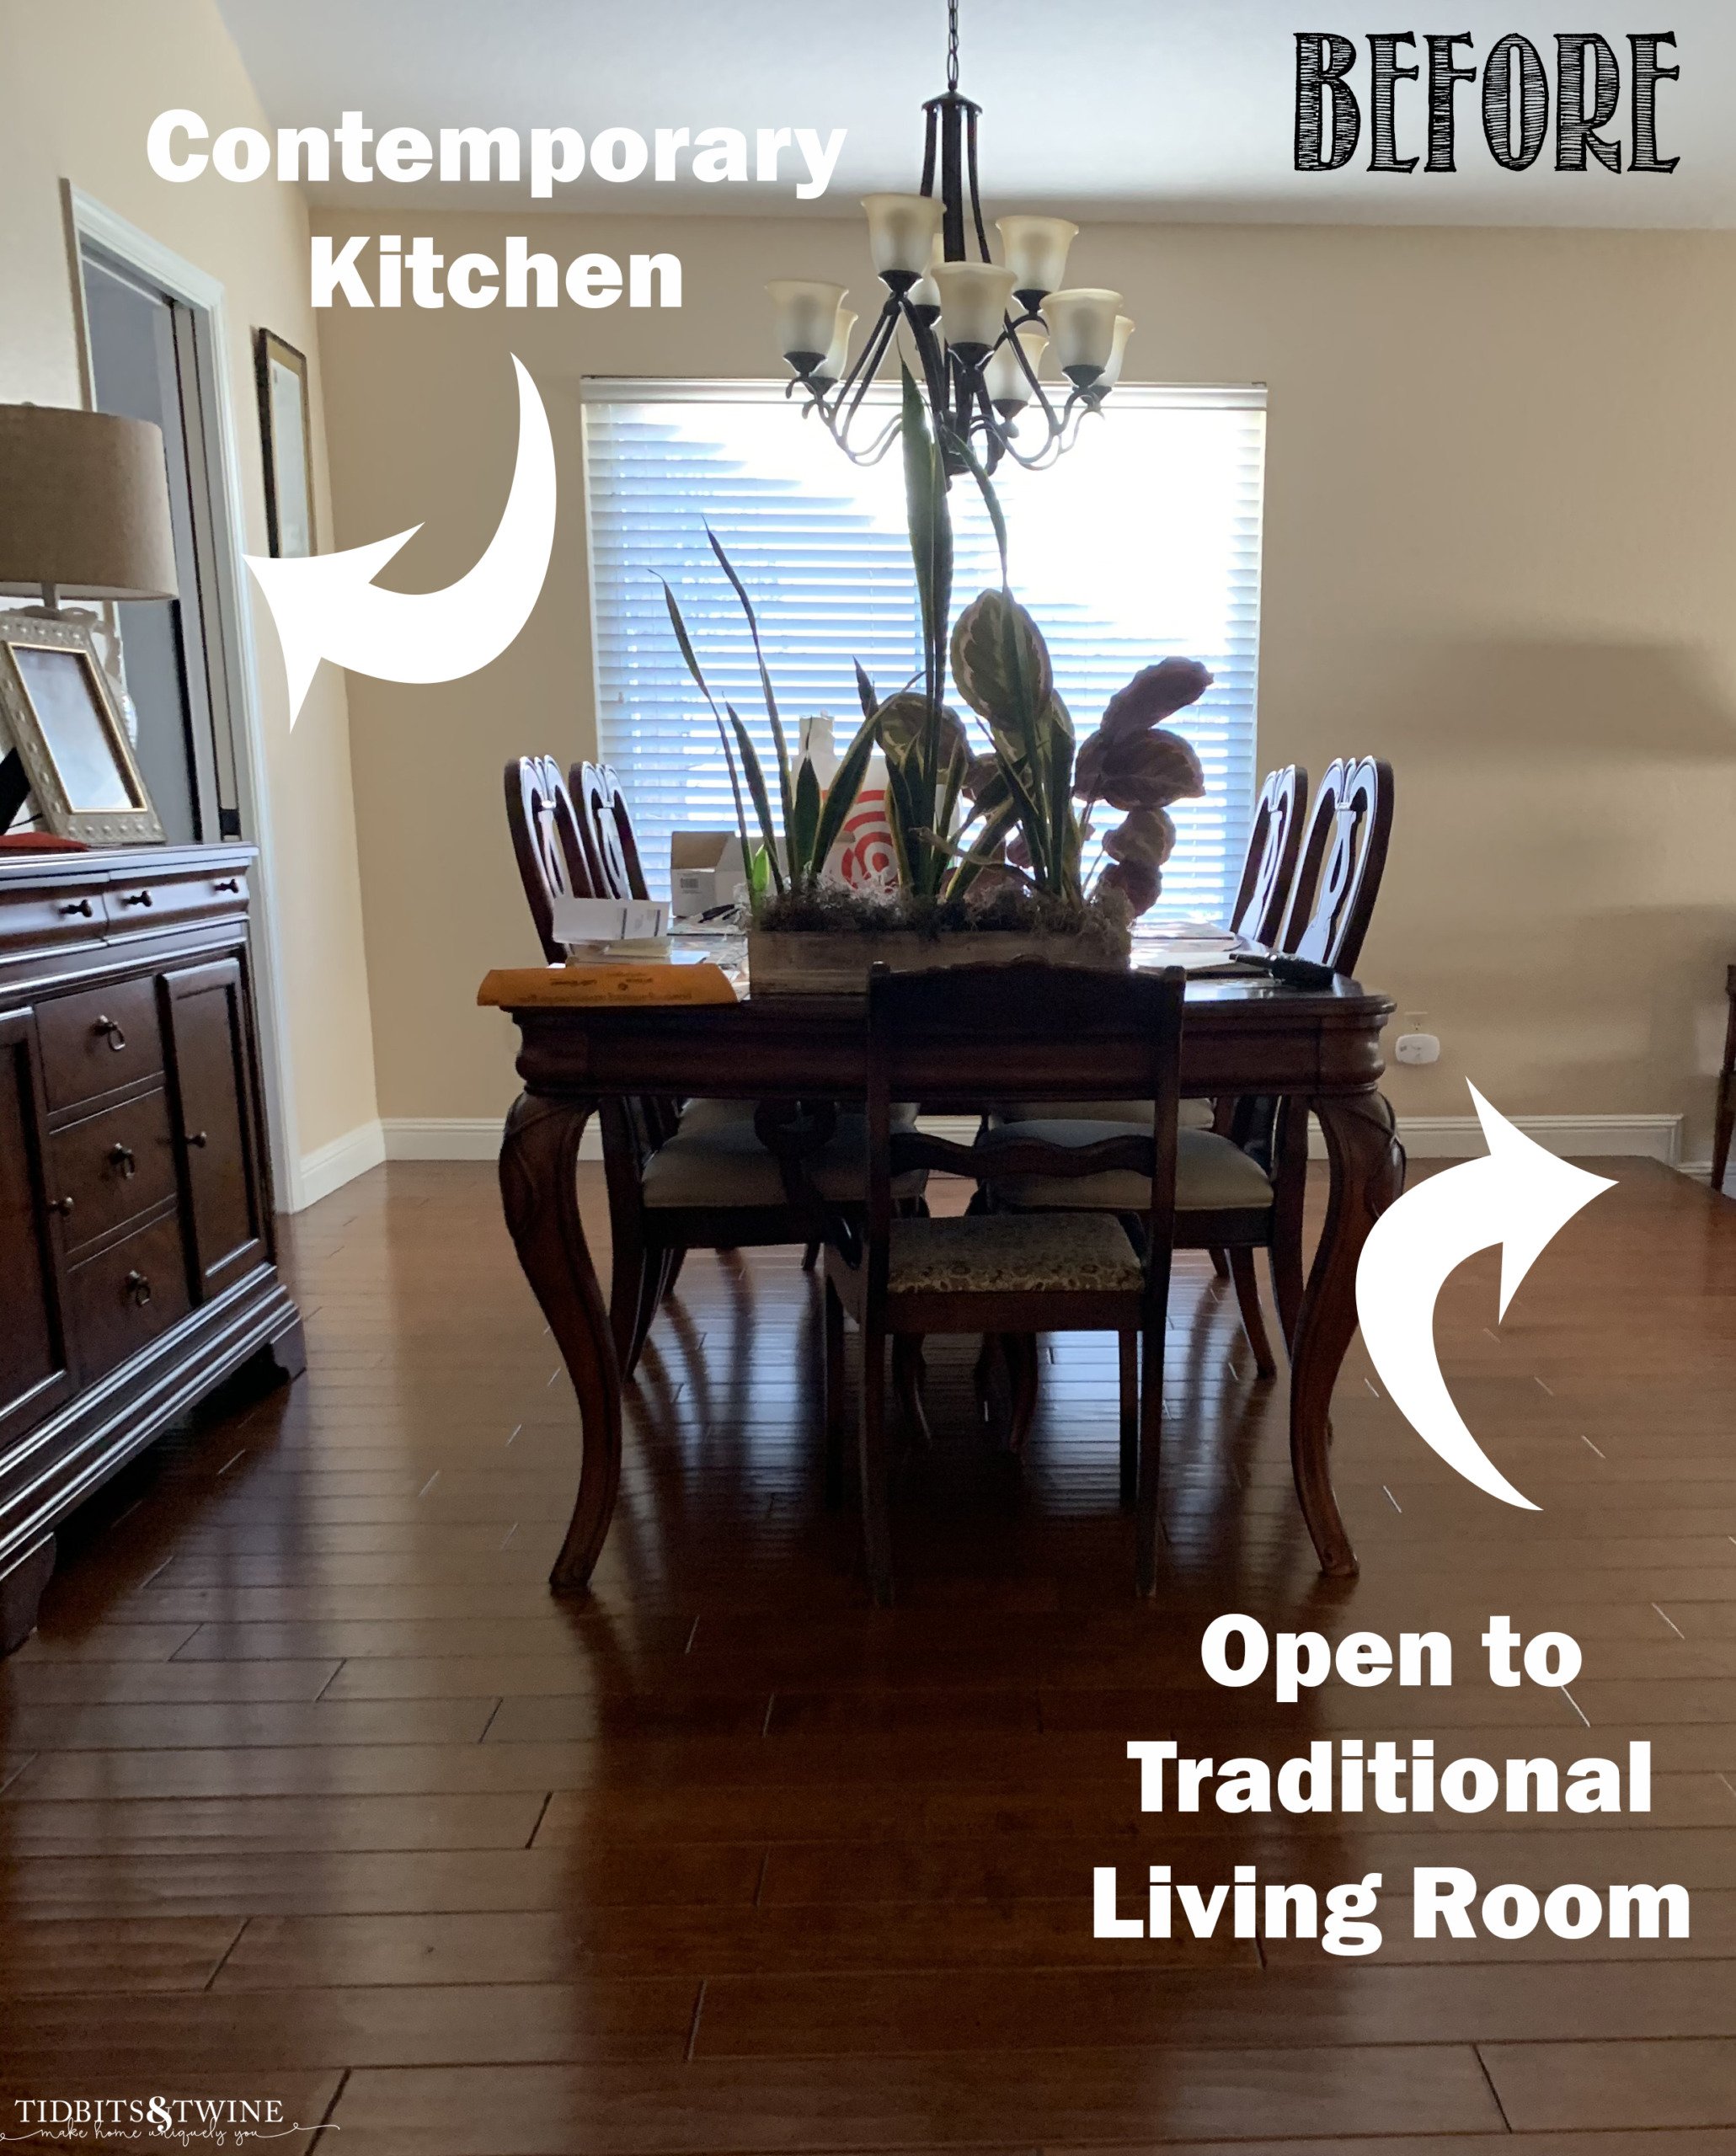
left=991, top=757, right=1395, bottom=1386
left=1230, top=763, right=1309, bottom=947
left=1712, top=965, right=1736, bottom=1198
left=792, top=962, right=1185, bottom=1604
left=505, top=755, right=591, bottom=965
left=505, top=757, right=921, bottom=1385
left=993, top=763, right=1309, bottom=1349
left=572, top=760, right=653, bottom=906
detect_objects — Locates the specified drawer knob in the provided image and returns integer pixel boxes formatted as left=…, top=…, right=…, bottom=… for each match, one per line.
left=124, top=1269, right=152, bottom=1307
left=93, top=1016, right=127, bottom=1051
left=119, top=889, right=154, bottom=909
left=58, top=899, right=93, bottom=918
left=213, top=878, right=240, bottom=894
left=185, top=1130, right=209, bottom=1149
left=109, top=1142, right=136, bottom=1178
left=49, top=1194, right=74, bottom=1218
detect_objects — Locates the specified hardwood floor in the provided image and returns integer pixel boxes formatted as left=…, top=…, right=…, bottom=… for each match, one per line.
left=3, top=1155, right=1735, bottom=2152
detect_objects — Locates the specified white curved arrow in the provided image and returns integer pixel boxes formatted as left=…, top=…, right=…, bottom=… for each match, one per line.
left=245, top=354, right=555, bottom=723
left=1355, top=1085, right=1615, bottom=1510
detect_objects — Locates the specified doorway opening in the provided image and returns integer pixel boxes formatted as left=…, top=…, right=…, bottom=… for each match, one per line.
left=63, top=184, right=301, bottom=1209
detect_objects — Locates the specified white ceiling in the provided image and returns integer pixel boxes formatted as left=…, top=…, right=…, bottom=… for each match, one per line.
left=214, top=1, right=1736, bottom=227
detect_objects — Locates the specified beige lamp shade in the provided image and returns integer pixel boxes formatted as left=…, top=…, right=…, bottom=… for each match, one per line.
left=0, top=404, right=179, bottom=601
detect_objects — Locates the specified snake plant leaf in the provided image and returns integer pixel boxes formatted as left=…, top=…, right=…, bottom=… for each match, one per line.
left=809, top=709, right=879, bottom=875
left=661, top=576, right=751, bottom=864
left=706, top=525, right=794, bottom=833
left=789, top=754, right=821, bottom=880
left=724, top=702, right=785, bottom=896
left=660, top=575, right=717, bottom=710
left=853, top=660, right=879, bottom=723
left=943, top=795, right=1022, bottom=898
left=900, top=366, right=953, bottom=704
left=949, top=430, right=1011, bottom=590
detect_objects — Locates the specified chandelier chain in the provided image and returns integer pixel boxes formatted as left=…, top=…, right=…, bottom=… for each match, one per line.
left=946, top=0, right=959, bottom=93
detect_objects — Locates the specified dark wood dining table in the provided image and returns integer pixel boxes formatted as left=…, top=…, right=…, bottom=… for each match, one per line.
left=486, top=963, right=1401, bottom=1593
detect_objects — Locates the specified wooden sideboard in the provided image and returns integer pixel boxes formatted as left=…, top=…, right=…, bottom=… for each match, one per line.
left=0, top=844, right=302, bottom=1651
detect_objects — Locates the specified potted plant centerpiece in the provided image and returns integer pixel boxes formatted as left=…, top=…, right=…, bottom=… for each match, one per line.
left=661, top=373, right=1213, bottom=994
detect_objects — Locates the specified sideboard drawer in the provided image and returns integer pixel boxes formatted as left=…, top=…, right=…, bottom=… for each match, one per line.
left=0, top=880, right=111, bottom=960
left=104, top=869, right=248, bottom=941
left=67, top=1209, right=190, bottom=1383
left=51, top=1088, right=179, bottom=1256
left=36, top=976, right=163, bottom=1109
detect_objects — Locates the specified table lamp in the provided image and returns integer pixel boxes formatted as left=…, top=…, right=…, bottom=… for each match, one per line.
left=0, top=403, right=179, bottom=834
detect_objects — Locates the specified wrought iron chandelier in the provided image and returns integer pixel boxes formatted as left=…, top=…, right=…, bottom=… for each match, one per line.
left=767, top=0, right=1131, bottom=478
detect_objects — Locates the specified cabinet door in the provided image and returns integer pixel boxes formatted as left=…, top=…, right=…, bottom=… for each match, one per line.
left=159, top=958, right=266, bottom=1301
left=0, top=1010, right=75, bottom=1447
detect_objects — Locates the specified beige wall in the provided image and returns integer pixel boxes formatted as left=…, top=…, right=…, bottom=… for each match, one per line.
left=308, top=207, right=1736, bottom=1155
left=1, top=0, right=379, bottom=1184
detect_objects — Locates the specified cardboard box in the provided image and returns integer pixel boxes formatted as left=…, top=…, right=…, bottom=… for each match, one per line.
left=669, top=830, right=785, bottom=917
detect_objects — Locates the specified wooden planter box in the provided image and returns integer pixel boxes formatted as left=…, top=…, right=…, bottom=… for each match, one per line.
left=746, top=925, right=1130, bottom=997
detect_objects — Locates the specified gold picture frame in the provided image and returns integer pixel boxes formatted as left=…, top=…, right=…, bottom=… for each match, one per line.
left=0, top=611, right=165, bottom=844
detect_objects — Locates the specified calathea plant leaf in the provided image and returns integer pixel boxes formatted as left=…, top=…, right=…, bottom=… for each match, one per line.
left=950, top=589, right=1054, bottom=725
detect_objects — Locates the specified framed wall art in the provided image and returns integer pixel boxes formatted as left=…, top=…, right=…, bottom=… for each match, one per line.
left=254, top=328, right=317, bottom=558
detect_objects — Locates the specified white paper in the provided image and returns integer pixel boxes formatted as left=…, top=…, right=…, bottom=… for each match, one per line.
left=552, top=895, right=670, bottom=947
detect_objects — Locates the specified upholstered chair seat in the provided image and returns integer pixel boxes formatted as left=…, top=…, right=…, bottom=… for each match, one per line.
left=885, top=1211, right=1144, bottom=1296
left=642, top=1111, right=925, bottom=1209
left=988, top=1121, right=1276, bottom=1216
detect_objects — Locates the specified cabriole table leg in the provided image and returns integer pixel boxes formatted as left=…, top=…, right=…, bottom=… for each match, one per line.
left=1289, top=1088, right=1405, bottom=1577
left=499, top=1091, right=621, bottom=1593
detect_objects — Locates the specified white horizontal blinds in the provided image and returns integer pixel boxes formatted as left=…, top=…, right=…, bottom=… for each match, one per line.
left=583, top=382, right=1266, bottom=917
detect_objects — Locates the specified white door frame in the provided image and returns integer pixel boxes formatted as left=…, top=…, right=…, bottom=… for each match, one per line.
left=60, top=181, right=304, bottom=1211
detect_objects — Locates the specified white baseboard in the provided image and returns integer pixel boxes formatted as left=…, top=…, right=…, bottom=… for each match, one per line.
left=1352, top=1113, right=1682, bottom=1164
left=295, top=1118, right=386, bottom=1208
left=383, top=1116, right=612, bottom=1162
left=365, top=1110, right=1685, bottom=1171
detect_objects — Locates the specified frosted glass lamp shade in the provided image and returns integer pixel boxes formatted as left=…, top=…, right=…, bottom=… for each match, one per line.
left=985, top=327, right=1048, bottom=412
left=1044, top=288, right=1123, bottom=385
left=931, top=261, right=1018, bottom=365
left=0, top=404, right=179, bottom=601
left=861, top=194, right=944, bottom=286
left=995, top=216, right=1077, bottom=305
left=767, top=280, right=848, bottom=375
left=1098, top=316, right=1135, bottom=392
left=816, top=308, right=857, bottom=387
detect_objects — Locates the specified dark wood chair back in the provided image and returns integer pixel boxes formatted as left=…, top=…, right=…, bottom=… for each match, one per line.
left=864, top=963, right=1187, bottom=1257
left=1229, top=764, right=1307, bottom=946
left=574, top=761, right=649, bottom=903
left=1279, top=756, right=1394, bottom=975
left=505, top=755, right=593, bottom=962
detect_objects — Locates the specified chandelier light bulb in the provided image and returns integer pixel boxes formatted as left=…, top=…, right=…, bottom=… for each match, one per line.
left=816, top=307, right=858, bottom=387
left=995, top=216, right=1079, bottom=307
left=931, top=260, right=1018, bottom=367
left=1044, top=288, right=1124, bottom=385
left=1098, top=315, right=1135, bottom=392
left=861, top=194, right=946, bottom=287
left=985, top=326, right=1049, bottom=413
left=767, top=280, right=849, bottom=375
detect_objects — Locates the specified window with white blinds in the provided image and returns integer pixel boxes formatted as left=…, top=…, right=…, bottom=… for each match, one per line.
left=582, top=380, right=1266, bottom=920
